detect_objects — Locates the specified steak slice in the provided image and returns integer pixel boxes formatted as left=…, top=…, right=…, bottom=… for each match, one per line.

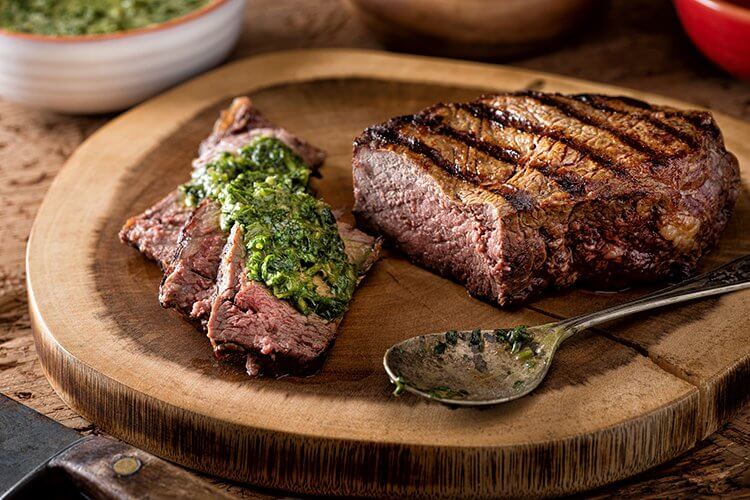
left=353, top=91, right=740, bottom=305
left=119, top=190, right=192, bottom=270
left=208, top=222, right=380, bottom=377
left=120, top=97, right=380, bottom=377
left=119, top=96, right=325, bottom=268
left=194, top=95, right=326, bottom=173
left=197, top=96, right=325, bottom=167
left=120, top=97, right=326, bottom=323
left=159, top=105, right=326, bottom=322
left=159, top=199, right=225, bottom=320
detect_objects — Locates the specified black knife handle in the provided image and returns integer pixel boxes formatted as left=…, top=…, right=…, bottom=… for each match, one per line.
left=45, top=435, right=233, bottom=499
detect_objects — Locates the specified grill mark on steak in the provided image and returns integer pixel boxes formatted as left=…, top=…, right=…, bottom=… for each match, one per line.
left=612, top=95, right=655, bottom=109
left=456, top=101, right=632, bottom=179
left=359, top=110, right=589, bottom=205
left=571, top=94, right=701, bottom=148
left=517, top=91, right=678, bottom=166
left=610, top=95, right=719, bottom=134
left=412, top=113, right=523, bottom=166
left=532, top=165, right=588, bottom=197
left=418, top=105, right=595, bottom=199
left=359, top=120, right=536, bottom=212
left=489, top=185, right=536, bottom=211
left=422, top=118, right=587, bottom=198
left=358, top=120, right=456, bottom=174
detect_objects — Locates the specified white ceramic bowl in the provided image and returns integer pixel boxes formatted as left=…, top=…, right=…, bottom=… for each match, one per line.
left=0, top=0, right=246, bottom=114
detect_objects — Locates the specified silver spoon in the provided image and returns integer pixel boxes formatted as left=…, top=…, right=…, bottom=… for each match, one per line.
left=384, top=254, right=750, bottom=406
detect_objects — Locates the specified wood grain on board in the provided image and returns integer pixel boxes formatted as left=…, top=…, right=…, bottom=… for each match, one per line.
left=25, top=50, right=750, bottom=497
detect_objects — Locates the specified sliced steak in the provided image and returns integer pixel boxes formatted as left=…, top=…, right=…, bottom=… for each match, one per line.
left=118, top=190, right=192, bottom=270
left=120, top=97, right=379, bottom=377
left=120, top=97, right=326, bottom=323
left=352, top=91, right=740, bottom=305
left=208, top=222, right=380, bottom=377
left=159, top=109, right=326, bottom=321
left=159, top=199, right=225, bottom=321
left=197, top=96, right=325, bottom=168
left=195, top=96, right=326, bottom=173
left=119, top=96, right=325, bottom=268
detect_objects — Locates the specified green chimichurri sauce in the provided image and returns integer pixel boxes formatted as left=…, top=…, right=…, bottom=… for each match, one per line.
left=0, top=0, right=209, bottom=36
left=181, top=136, right=358, bottom=321
left=494, top=326, right=538, bottom=368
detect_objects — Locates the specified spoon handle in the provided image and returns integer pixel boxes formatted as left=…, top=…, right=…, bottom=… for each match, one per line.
left=559, top=254, right=750, bottom=332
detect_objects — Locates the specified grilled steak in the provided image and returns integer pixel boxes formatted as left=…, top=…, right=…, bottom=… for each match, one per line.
left=353, top=92, right=740, bottom=305
left=209, top=222, right=380, bottom=377
left=120, top=97, right=380, bottom=377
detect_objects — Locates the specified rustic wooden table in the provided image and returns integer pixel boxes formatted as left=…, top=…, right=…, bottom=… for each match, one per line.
left=1, top=0, right=748, bottom=497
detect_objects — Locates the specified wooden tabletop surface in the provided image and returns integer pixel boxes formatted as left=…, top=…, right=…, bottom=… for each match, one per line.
left=0, top=0, right=748, bottom=497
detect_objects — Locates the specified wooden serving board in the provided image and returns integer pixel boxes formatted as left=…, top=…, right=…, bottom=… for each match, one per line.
left=27, top=49, right=750, bottom=498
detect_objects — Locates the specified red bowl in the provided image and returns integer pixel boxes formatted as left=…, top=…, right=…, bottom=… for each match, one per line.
left=674, top=0, right=750, bottom=80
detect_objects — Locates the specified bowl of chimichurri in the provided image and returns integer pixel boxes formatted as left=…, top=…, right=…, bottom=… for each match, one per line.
left=0, top=0, right=246, bottom=113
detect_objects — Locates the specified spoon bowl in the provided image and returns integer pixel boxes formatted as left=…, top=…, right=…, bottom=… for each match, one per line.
left=384, top=254, right=750, bottom=406
left=384, top=325, right=566, bottom=405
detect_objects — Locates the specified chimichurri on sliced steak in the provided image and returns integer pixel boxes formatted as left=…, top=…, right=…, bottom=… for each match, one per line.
left=121, top=97, right=380, bottom=376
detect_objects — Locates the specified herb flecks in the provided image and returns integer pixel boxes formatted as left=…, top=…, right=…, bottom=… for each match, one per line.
left=433, top=342, right=447, bottom=355
left=468, top=328, right=484, bottom=352
left=445, top=330, right=458, bottom=346
left=516, top=347, right=534, bottom=361
left=182, top=137, right=310, bottom=207
left=494, top=326, right=539, bottom=363
left=181, top=137, right=357, bottom=320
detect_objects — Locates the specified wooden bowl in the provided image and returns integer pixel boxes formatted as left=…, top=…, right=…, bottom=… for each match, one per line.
left=348, top=0, right=606, bottom=59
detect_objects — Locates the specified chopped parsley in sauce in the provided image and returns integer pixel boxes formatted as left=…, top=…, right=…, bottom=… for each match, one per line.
left=0, top=0, right=209, bottom=36
left=181, top=137, right=358, bottom=321
left=494, top=326, right=539, bottom=367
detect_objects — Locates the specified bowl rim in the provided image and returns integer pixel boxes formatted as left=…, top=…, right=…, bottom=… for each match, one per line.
left=682, top=0, right=750, bottom=22
left=0, top=0, right=231, bottom=43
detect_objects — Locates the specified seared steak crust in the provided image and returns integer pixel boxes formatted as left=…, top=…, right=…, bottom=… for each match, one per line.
left=353, top=92, right=739, bottom=304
